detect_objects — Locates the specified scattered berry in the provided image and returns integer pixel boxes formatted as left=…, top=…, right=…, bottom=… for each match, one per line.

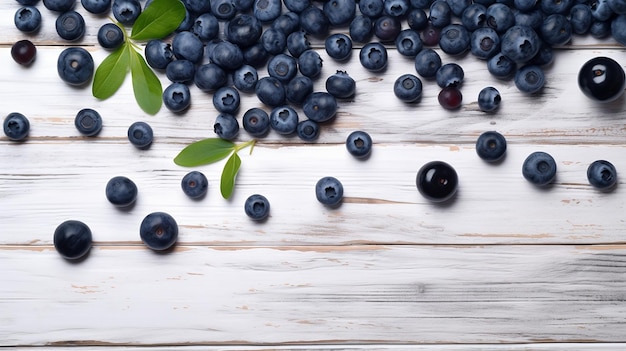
left=416, top=161, right=459, bottom=202
left=11, top=39, right=37, bottom=65
left=53, top=220, right=92, bottom=260
left=315, top=176, right=344, bottom=207
left=181, top=171, right=209, bottom=199
left=587, top=160, right=618, bottom=191
left=140, top=212, right=178, bottom=251
left=522, top=151, right=557, bottom=186
left=244, top=194, right=271, bottom=220
left=105, top=176, right=138, bottom=208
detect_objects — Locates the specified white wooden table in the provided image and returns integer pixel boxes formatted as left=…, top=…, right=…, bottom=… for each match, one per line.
left=2, top=1, right=626, bottom=349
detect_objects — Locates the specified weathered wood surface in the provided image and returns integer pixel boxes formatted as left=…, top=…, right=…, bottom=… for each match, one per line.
left=2, top=0, right=626, bottom=349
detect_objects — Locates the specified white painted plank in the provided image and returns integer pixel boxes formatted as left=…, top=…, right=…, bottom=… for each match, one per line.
left=2, top=244, right=626, bottom=346
left=8, top=345, right=626, bottom=350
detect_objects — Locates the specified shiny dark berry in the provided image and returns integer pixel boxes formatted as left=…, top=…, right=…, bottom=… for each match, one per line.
left=53, top=220, right=92, bottom=260
left=587, top=160, right=618, bottom=191
left=578, top=56, right=626, bottom=102
left=416, top=161, right=459, bottom=202
left=11, top=39, right=37, bottom=65
left=438, top=86, right=463, bottom=110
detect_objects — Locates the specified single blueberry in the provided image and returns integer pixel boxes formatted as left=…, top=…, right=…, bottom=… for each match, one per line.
left=590, top=19, right=611, bottom=39
left=515, top=65, right=545, bottom=94
left=436, top=63, right=464, bottom=88
left=297, top=119, right=320, bottom=141
left=112, top=0, right=141, bottom=24
left=211, top=41, right=244, bottom=70
left=233, top=65, right=258, bottom=93
left=214, top=113, right=240, bottom=140
left=487, top=52, right=516, bottom=79
left=194, top=63, right=227, bottom=92
left=43, top=0, right=75, bottom=12
left=395, top=29, right=423, bottom=57
left=298, top=49, right=324, bottom=78
left=11, top=39, right=37, bottom=66
left=407, top=8, right=429, bottom=31
left=172, top=31, right=204, bottom=64
left=393, top=73, right=423, bottom=102
left=226, top=14, right=262, bottom=47
left=323, top=0, right=356, bottom=26
left=82, top=0, right=112, bottom=14
left=53, top=220, right=92, bottom=260
left=105, top=175, right=138, bottom=207
left=439, top=24, right=471, bottom=55
left=213, top=87, right=241, bottom=115
left=477, top=86, right=502, bottom=112
left=128, top=121, right=153, bottom=149
left=140, top=212, right=178, bottom=251
left=421, top=23, right=441, bottom=46
left=475, top=131, right=507, bottom=162
left=243, top=108, right=271, bottom=137
left=272, top=12, right=301, bottom=34
left=346, top=131, right=373, bottom=158
left=56, top=10, right=86, bottom=41
left=57, top=47, right=94, bottom=86
left=416, top=161, right=459, bottom=202
left=163, top=83, right=191, bottom=113
left=243, top=42, right=270, bottom=67
left=145, top=40, right=174, bottom=70
left=166, top=59, right=196, bottom=84
left=75, top=108, right=103, bottom=136
left=261, top=27, right=287, bottom=55
left=570, top=3, right=593, bottom=34
left=211, top=0, right=237, bottom=20
left=193, top=13, right=219, bottom=41
left=500, top=25, right=541, bottom=63
left=587, top=160, right=618, bottom=191
left=522, top=151, right=557, bottom=186
left=374, top=15, right=401, bottom=42
left=253, top=0, right=282, bottom=22
left=414, top=48, right=442, bottom=79
left=470, top=27, right=501, bottom=59
left=349, top=15, right=374, bottom=43
left=256, top=76, right=286, bottom=107
left=267, top=54, right=298, bottom=83
left=325, top=33, right=353, bottom=61
left=244, top=194, right=271, bottom=221
left=486, top=3, right=515, bottom=33
left=286, top=75, right=314, bottom=105
left=181, top=171, right=208, bottom=199
left=3, top=112, right=30, bottom=141
left=14, top=6, right=42, bottom=33
left=429, top=0, right=452, bottom=28
left=287, top=30, right=311, bottom=57
left=303, top=92, right=337, bottom=123
left=299, top=5, right=329, bottom=37
left=325, top=71, right=356, bottom=99
left=270, top=106, right=299, bottom=135
left=592, top=0, right=614, bottom=21
left=315, top=176, right=344, bottom=207
left=577, top=56, right=626, bottom=102
left=98, top=23, right=124, bottom=49
left=359, top=42, right=388, bottom=72
left=438, top=86, right=463, bottom=110
left=540, top=14, right=572, bottom=45
left=359, top=0, right=384, bottom=18
left=461, top=3, right=487, bottom=31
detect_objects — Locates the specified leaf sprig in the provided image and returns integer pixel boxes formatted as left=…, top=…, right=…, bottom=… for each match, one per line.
left=174, top=138, right=256, bottom=199
left=92, top=0, right=186, bottom=115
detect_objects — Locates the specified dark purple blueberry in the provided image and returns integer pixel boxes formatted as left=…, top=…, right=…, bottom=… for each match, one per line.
left=105, top=176, right=138, bottom=207
left=394, top=73, right=423, bottom=102
left=416, top=161, right=458, bottom=202
left=11, top=39, right=37, bottom=65
left=243, top=108, right=270, bottom=137
left=325, top=70, right=356, bottom=99
left=587, top=160, right=618, bottom=191
left=420, top=24, right=441, bottom=46
left=181, top=171, right=208, bottom=199
left=374, top=15, right=401, bottom=42
left=244, top=194, right=270, bottom=220
left=522, top=151, right=557, bottom=186
left=14, top=6, right=41, bottom=33
left=477, top=86, right=501, bottom=112
left=53, top=220, right=92, bottom=260
left=359, top=42, right=388, bottom=72
left=475, top=130, right=506, bottom=161
left=140, top=212, right=178, bottom=251
left=3, top=112, right=30, bottom=141
left=578, top=56, right=626, bottom=102
left=315, top=176, right=344, bottom=207
left=438, top=86, right=463, bottom=110
left=75, top=108, right=103, bottom=136
left=346, top=130, right=373, bottom=158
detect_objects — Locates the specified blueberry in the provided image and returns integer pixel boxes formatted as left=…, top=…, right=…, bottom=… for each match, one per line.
left=416, top=161, right=458, bottom=202
left=414, top=48, right=442, bottom=79
left=243, top=42, right=270, bottom=67
left=105, top=175, right=138, bottom=207
left=270, top=106, right=299, bottom=135
left=256, top=76, right=286, bottom=107
left=17, top=0, right=41, bottom=4
left=287, top=30, right=311, bottom=58
left=346, top=131, right=372, bottom=158
left=514, top=8, right=544, bottom=29
left=284, top=0, right=310, bottom=12
left=470, top=27, right=501, bottom=59
left=112, top=0, right=141, bottom=24
left=299, top=5, right=329, bottom=37
left=128, top=121, right=153, bottom=149
left=325, top=33, right=353, bottom=61
left=407, top=8, right=429, bottom=31
left=384, top=0, right=410, bottom=17
left=439, top=24, right=470, bottom=55
left=193, top=13, right=219, bottom=41
left=515, top=65, right=545, bottom=94
left=233, top=64, right=258, bottom=93
left=420, top=24, right=441, bottom=46
left=3, top=112, right=30, bottom=141
left=57, top=47, right=94, bottom=86
left=183, top=0, right=212, bottom=13
left=53, top=220, right=92, bottom=260
left=11, top=39, right=37, bottom=66
left=411, top=0, right=433, bottom=8
left=590, top=19, right=612, bottom=39
left=245, top=194, right=270, bottom=220
left=592, top=0, right=614, bottom=21
left=540, top=14, right=572, bottom=45
left=226, top=14, right=262, bottom=47
left=234, top=0, right=255, bottom=13
left=522, top=151, right=557, bottom=186
left=181, top=171, right=208, bottom=199
left=529, top=40, right=554, bottom=66
left=395, top=29, right=423, bottom=57
left=541, top=0, right=574, bottom=14
left=253, top=0, right=282, bottom=22
left=323, top=0, right=356, bottom=26
left=578, top=56, right=626, bottom=102
left=272, top=12, right=301, bottom=34
left=587, top=160, right=618, bottom=191
left=211, top=41, right=244, bottom=70
left=429, top=0, right=452, bottom=28
left=303, top=92, right=337, bottom=123
left=514, top=0, right=537, bottom=12
left=98, top=23, right=124, bottom=49
left=326, top=71, right=356, bottom=99
left=166, top=59, right=196, bottom=84
left=487, top=52, right=516, bottom=79
left=145, top=40, right=174, bottom=70
left=56, top=10, right=86, bottom=41
left=213, top=87, right=241, bottom=115
left=194, top=63, right=227, bottom=92
left=359, top=0, right=384, bottom=18
left=436, top=63, right=464, bottom=88
left=315, top=176, right=344, bottom=207
left=211, top=0, right=237, bottom=20
left=609, top=0, right=626, bottom=14
left=486, top=3, right=515, bottom=33
left=172, top=31, right=204, bottom=64
left=570, top=3, right=593, bottom=34
left=163, top=83, right=191, bottom=113
left=500, top=25, right=541, bottom=63
left=393, top=73, right=423, bottom=102
left=243, top=108, right=271, bottom=137
left=140, top=212, right=178, bottom=251
left=268, top=54, right=298, bottom=83
left=438, top=86, right=463, bottom=110
left=612, top=14, right=626, bottom=46
left=75, top=108, right=103, bottom=136
left=14, top=6, right=42, bottom=33
left=297, top=119, right=320, bottom=141
left=475, top=131, right=506, bottom=162
left=359, top=42, right=388, bottom=72
left=298, top=49, right=323, bottom=78
left=176, top=8, right=194, bottom=32
left=286, top=75, right=314, bottom=105
left=214, top=113, right=239, bottom=140
left=461, top=3, right=487, bottom=31
left=349, top=15, right=373, bottom=43
left=81, top=0, right=111, bottom=14
left=43, top=0, right=74, bottom=12
left=477, top=86, right=501, bottom=112
left=374, top=15, right=401, bottom=42
left=447, top=0, right=472, bottom=16
left=261, top=27, right=287, bottom=55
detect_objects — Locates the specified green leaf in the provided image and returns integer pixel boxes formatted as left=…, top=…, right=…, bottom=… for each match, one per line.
left=220, top=152, right=241, bottom=199
left=92, top=44, right=130, bottom=100
left=130, top=0, right=186, bottom=41
left=174, top=138, right=236, bottom=167
left=129, top=49, right=162, bottom=115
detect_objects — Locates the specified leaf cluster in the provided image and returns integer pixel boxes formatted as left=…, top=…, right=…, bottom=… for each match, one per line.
left=92, top=0, right=186, bottom=114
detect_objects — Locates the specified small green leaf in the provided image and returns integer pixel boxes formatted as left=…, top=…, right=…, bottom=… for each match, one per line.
left=220, top=152, right=242, bottom=199
left=129, top=49, right=162, bottom=115
left=174, top=138, right=236, bottom=167
left=130, top=0, right=186, bottom=41
left=92, top=44, right=130, bottom=100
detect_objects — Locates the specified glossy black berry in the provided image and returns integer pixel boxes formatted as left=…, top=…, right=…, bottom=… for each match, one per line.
left=11, top=40, right=36, bottom=65
left=522, top=151, right=557, bottom=186
left=578, top=56, right=626, bottom=102
left=416, top=161, right=458, bottom=202
left=53, top=220, right=92, bottom=260
left=244, top=194, right=271, bottom=220
left=140, top=212, right=178, bottom=251
left=587, top=160, right=618, bottom=191
left=475, top=131, right=507, bottom=162
left=438, top=86, right=463, bottom=110
left=74, top=108, right=103, bottom=136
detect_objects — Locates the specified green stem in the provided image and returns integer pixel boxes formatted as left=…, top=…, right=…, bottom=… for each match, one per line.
left=234, top=139, right=256, bottom=155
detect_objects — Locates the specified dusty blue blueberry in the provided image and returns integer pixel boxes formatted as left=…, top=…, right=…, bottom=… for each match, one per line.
left=297, top=119, right=320, bottom=141
left=287, top=30, right=311, bottom=57
left=166, top=59, right=196, bottom=84
left=394, top=74, right=423, bottom=102
left=324, top=0, right=356, bottom=26
left=213, top=86, right=241, bottom=115
left=286, top=75, right=314, bottom=105
left=514, top=0, right=537, bottom=12
left=359, top=0, right=384, bottom=18
left=56, top=10, right=85, bottom=41
left=268, top=54, right=298, bottom=83
left=112, top=0, right=141, bottom=24
left=541, top=0, right=573, bottom=14
left=145, top=40, right=174, bottom=70
left=325, top=33, right=353, bottom=61
left=245, top=194, right=270, bottom=220
left=256, top=76, right=286, bottom=107
left=487, top=52, right=516, bottom=78
left=612, top=14, right=626, bottom=45
left=243, top=108, right=270, bottom=137
left=447, top=0, right=471, bottom=16
left=297, top=50, right=323, bottom=78
left=407, top=8, right=429, bottom=31
left=395, top=29, right=423, bottom=57
left=261, top=27, right=287, bottom=55
left=227, top=14, right=262, bottom=47
left=486, top=3, right=515, bottom=33
left=461, top=3, right=487, bottom=31
left=233, top=65, right=258, bottom=93
left=326, top=71, right=356, bottom=99
left=515, top=65, right=545, bottom=93
left=592, top=0, right=614, bottom=21
left=14, top=6, right=42, bottom=33
left=214, top=113, right=239, bottom=140
left=590, top=19, right=611, bottom=38
left=439, top=24, right=470, bottom=55
left=522, top=151, right=557, bottom=186
left=105, top=175, right=138, bottom=207
left=609, top=0, right=626, bottom=14
left=75, top=108, right=103, bottom=136
left=470, top=27, right=501, bottom=59
left=315, top=176, right=344, bottom=207
left=211, top=41, right=244, bottom=70
left=172, top=31, right=204, bottom=64
left=194, top=63, right=227, bottom=92
left=181, top=171, right=208, bottom=199
left=346, top=131, right=372, bottom=158
left=82, top=0, right=111, bottom=13
left=299, top=5, right=329, bottom=37
left=272, top=12, right=301, bottom=34
left=303, top=92, right=337, bottom=122
left=429, top=0, right=452, bottom=28
left=54, top=220, right=92, bottom=260
left=284, top=0, right=310, bottom=12
left=587, top=160, right=618, bottom=191
left=140, top=212, right=178, bottom=251
left=163, top=83, right=191, bottom=113
left=514, top=9, right=544, bottom=30
left=57, top=47, right=94, bottom=86
left=349, top=15, right=373, bottom=43
left=436, top=63, right=464, bottom=88
left=183, top=0, right=212, bottom=13
left=193, top=13, right=219, bottom=41
left=43, top=0, right=75, bottom=12
left=477, top=87, right=501, bottom=112
left=540, top=14, right=572, bottom=45
left=475, top=131, right=506, bottom=161
left=414, top=48, right=441, bottom=78
left=500, top=25, right=541, bottom=62
left=253, top=0, right=282, bottom=22
left=243, top=42, right=270, bottom=67
left=570, top=4, right=593, bottom=34
left=211, top=0, right=237, bottom=20
left=128, top=121, right=153, bottom=149
left=359, top=42, right=387, bottom=71
left=270, top=106, right=299, bottom=135
left=98, top=23, right=124, bottom=49
left=3, top=112, right=30, bottom=141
